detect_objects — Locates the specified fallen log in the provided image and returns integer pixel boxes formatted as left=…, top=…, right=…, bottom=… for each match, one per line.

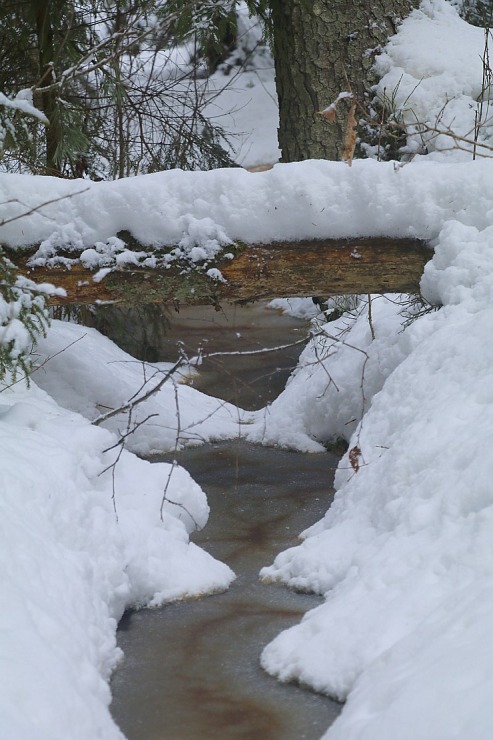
left=9, top=236, right=431, bottom=306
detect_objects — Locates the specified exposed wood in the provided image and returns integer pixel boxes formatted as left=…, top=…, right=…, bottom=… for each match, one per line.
left=9, top=237, right=431, bottom=306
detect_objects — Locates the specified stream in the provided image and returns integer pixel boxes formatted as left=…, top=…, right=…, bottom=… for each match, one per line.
left=110, top=303, right=342, bottom=739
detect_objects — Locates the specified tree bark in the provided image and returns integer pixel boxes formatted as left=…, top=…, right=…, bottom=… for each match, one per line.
left=10, top=237, right=431, bottom=306
left=270, top=0, right=420, bottom=162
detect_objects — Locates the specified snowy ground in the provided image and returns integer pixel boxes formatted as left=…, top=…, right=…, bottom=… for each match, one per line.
left=3, top=0, right=493, bottom=738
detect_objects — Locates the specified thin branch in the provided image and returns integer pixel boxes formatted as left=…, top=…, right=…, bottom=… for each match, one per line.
left=101, top=413, right=159, bottom=454
left=189, top=332, right=321, bottom=364
left=0, top=189, right=90, bottom=229
left=0, top=334, right=86, bottom=393
left=92, top=357, right=185, bottom=426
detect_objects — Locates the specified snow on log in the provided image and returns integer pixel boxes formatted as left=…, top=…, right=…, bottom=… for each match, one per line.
left=10, top=237, right=430, bottom=306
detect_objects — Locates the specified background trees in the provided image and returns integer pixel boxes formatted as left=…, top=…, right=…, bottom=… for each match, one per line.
left=3, top=0, right=492, bottom=176
left=463, top=0, right=493, bottom=25
left=0, top=0, right=244, bottom=178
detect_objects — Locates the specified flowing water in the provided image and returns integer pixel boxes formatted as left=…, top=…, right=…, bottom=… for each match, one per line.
left=110, top=303, right=342, bottom=739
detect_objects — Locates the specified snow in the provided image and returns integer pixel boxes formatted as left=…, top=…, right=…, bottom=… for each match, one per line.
left=253, top=3, right=493, bottom=738
left=260, top=256, right=493, bottom=736
left=205, top=6, right=280, bottom=169
left=374, top=0, right=489, bottom=160
left=246, top=295, right=414, bottom=452
left=0, top=89, right=48, bottom=123
left=0, top=377, right=234, bottom=740
left=4, top=0, right=493, bottom=738
left=267, top=297, right=323, bottom=320
left=5, top=158, right=493, bottom=270
left=32, top=319, right=247, bottom=455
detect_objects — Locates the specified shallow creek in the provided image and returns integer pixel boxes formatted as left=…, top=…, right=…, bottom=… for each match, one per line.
left=110, top=304, right=342, bottom=739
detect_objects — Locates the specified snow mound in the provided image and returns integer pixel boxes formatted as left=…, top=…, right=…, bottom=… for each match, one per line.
left=33, top=319, right=248, bottom=455
left=0, top=378, right=234, bottom=739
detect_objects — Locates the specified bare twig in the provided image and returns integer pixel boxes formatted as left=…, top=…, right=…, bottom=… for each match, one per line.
left=101, top=413, right=159, bottom=454
left=0, top=189, right=90, bottom=229
left=92, top=357, right=185, bottom=426
left=367, top=294, right=376, bottom=341
left=0, top=334, right=86, bottom=393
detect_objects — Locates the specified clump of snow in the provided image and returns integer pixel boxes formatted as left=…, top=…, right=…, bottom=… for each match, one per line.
left=79, top=236, right=152, bottom=270
left=267, top=297, right=323, bottom=320
left=170, top=215, right=232, bottom=268
left=0, top=89, right=48, bottom=123
left=0, top=258, right=65, bottom=377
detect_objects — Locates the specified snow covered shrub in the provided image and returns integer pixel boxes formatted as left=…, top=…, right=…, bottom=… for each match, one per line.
left=0, top=89, right=48, bottom=174
left=361, top=83, right=424, bottom=162
left=462, top=0, right=493, bottom=26
left=0, top=250, right=52, bottom=380
left=0, top=91, right=59, bottom=380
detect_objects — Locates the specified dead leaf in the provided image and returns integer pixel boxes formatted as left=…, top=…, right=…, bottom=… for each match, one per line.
left=349, top=445, right=362, bottom=473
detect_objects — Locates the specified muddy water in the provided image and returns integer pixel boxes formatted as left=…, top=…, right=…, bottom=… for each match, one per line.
left=110, top=303, right=342, bottom=739
left=156, top=302, right=311, bottom=410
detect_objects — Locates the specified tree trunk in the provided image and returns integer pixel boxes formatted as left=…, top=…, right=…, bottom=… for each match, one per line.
left=34, top=0, right=62, bottom=176
left=10, top=237, right=430, bottom=306
left=270, top=0, right=420, bottom=162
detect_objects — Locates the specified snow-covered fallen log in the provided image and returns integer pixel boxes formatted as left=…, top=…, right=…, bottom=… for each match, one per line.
left=5, top=156, right=493, bottom=306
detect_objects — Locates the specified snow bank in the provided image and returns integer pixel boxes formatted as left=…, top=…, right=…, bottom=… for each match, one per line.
left=259, top=221, right=493, bottom=737
left=247, top=295, right=415, bottom=451
left=0, top=378, right=234, bottom=739
left=374, top=0, right=488, bottom=160
left=33, top=319, right=248, bottom=455
left=253, top=3, right=493, bottom=738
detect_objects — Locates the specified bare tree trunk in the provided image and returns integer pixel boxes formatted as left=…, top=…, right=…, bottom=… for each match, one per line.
left=270, top=0, right=419, bottom=162
left=34, top=0, right=62, bottom=176
left=113, top=1, right=126, bottom=180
